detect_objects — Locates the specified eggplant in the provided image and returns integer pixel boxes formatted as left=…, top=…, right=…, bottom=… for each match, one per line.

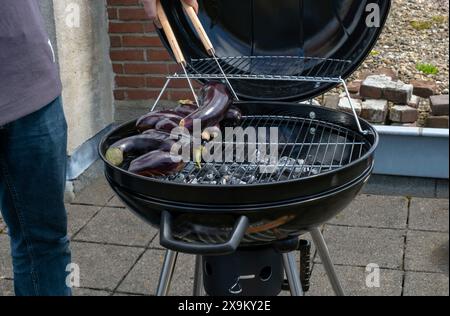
left=180, top=82, right=232, bottom=132
left=175, top=102, right=198, bottom=116
left=223, top=106, right=243, bottom=126
left=105, top=134, right=175, bottom=166
left=136, top=111, right=183, bottom=133
left=128, top=150, right=185, bottom=177
left=155, top=118, right=180, bottom=133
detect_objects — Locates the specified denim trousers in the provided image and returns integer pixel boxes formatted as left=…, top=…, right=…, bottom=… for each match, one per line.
left=0, top=97, right=71, bottom=296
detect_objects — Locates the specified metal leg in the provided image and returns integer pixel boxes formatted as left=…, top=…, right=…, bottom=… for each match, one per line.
left=151, top=78, right=172, bottom=111
left=282, top=252, right=304, bottom=296
left=193, top=255, right=204, bottom=296
left=310, top=228, right=345, bottom=296
left=156, top=250, right=178, bottom=296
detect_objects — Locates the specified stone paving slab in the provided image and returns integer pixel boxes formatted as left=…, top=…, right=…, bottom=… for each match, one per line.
left=308, top=264, right=403, bottom=296
left=408, top=198, right=449, bottom=232
left=73, top=287, right=111, bottom=296
left=117, top=249, right=196, bottom=296
left=0, top=213, right=5, bottom=233
left=403, top=272, right=449, bottom=296
left=66, top=204, right=102, bottom=238
left=0, top=279, right=14, bottom=296
left=74, top=207, right=157, bottom=247
left=405, top=231, right=449, bottom=274
left=320, top=226, right=405, bottom=269
left=329, top=195, right=408, bottom=229
left=107, top=196, right=125, bottom=208
left=0, top=234, right=12, bottom=280
left=70, top=241, right=144, bottom=291
left=72, top=178, right=115, bottom=207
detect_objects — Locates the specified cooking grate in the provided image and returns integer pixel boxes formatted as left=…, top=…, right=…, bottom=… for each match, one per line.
left=159, top=114, right=369, bottom=185
left=168, top=56, right=351, bottom=84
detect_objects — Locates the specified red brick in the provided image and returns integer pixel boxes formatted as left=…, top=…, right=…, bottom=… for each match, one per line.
left=170, top=90, right=198, bottom=101
left=122, top=36, right=162, bottom=47
left=112, top=63, right=124, bottom=74
left=127, top=90, right=166, bottom=100
left=107, top=0, right=139, bottom=5
left=116, top=76, right=146, bottom=88
left=147, top=49, right=172, bottom=61
left=144, top=23, right=157, bottom=33
left=114, top=90, right=126, bottom=100
left=110, top=36, right=122, bottom=47
left=108, top=8, right=118, bottom=20
left=118, top=8, right=148, bottom=21
left=109, top=22, right=144, bottom=33
left=124, top=63, right=168, bottom=74
left=110, top=50, right=145, bottom=61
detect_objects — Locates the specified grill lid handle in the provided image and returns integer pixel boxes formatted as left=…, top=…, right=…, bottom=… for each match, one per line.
left=160, top=211, right=249, bottom=255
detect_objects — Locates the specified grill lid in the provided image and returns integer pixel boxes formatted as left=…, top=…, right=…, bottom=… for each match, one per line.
left=158, top=0, right=391, bottom=102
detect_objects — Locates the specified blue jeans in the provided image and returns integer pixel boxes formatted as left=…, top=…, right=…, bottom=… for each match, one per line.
left=0, top=97, right=71, bottom=296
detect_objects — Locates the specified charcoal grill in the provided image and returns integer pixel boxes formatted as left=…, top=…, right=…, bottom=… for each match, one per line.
left=100, top=0, right=391, bottom=296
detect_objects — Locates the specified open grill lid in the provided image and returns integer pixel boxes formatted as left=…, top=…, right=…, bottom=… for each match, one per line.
left=157, top=0, right=391, bottom=102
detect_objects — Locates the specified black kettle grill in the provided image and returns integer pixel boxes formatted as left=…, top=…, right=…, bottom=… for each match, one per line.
left=100, top=0, right=391, bottom=296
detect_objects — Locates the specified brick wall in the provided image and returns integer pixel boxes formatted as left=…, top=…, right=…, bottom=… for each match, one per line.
left=107, top=0, right=195, bottom=103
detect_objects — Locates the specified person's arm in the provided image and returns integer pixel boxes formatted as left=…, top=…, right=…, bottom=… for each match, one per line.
left=142, top=0, right=198, bottom=27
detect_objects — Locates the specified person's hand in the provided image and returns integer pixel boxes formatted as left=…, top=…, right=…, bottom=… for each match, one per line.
left=142, top=0, right=198, bottom=28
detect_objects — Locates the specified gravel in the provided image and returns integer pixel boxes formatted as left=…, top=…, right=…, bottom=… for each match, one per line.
left=352, top=0, right=449, bottom=94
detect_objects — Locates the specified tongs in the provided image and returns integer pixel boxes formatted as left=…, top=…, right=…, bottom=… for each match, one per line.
left=156, top=0, right=239, bottom=104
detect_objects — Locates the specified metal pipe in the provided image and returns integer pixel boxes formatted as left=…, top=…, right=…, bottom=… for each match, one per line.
left=282, top=252, right=304, bottom=296
left=310, top=228, right=345, bottom=296
left=193, top=255, right=204, bottom=296
left=156, top=250, right=179, bottom=296
left=151, top=78, right=172, bottom=111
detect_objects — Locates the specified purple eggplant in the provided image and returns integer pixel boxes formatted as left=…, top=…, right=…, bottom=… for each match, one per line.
left=155, top=118, right=180, bottom=133
left=180, top=82, right=232, bottom=132
left=136, top=111, right=183, bottom=133
left=105, top=134, right=175, bottom=167
left=128, top=150, right=185, bottom=177
left=224, top=106, right=243, bottom=126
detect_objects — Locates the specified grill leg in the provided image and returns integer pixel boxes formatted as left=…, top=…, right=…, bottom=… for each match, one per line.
left=310, top=228, right=345, bottom=296
left=282, top=252, right=304, bottom=296
left=193, top=255, right=204, bottom=296
left=156, top=250, right=178, bottom=296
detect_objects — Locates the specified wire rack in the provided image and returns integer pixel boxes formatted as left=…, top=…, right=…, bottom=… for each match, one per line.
left=151, top=55, right=368, bottom=135
left=161, top=115, right=369, bottom=185
left=169, top=56, right=351, bottom=83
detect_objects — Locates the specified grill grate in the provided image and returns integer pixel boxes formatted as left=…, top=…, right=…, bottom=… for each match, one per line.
left=159, top=115, right=369, bottom=185
left=168, top=56, right=351, bottom=84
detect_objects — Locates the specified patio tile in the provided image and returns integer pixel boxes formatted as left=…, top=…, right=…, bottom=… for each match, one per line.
left=0, top=213, right=6, bottom=233
left=66, top=204, right=102, bottom=238
left=319, top=226, right=405, bottom=269
left=330, top=195, right=408, bottom=229
left=408, top=198, right=449, bottom=232
left=73, top=287, right=111, bottom=296
left=74, top=207, right=157, bottom=247
left=405, top=231, right=449, bottom=274
left=72, top=178, right=114, bottom=207
left=107, top=196, right=126, bottom=208
left=71, top=241, right=144, bottom=291
left=118, top=249, right=196, bottom=296
left=308, top=264, right=403, bottom=296
left=0, top=279, right=14, bottom=296
left=0, top=234, right=12, bottom=279
left=403, top=272, right=449, bottom=296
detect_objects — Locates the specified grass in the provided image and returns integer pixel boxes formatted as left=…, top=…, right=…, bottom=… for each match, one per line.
left=416, top=63, right=439, bottom=75
left=370, top=50, right=381, bottom=57
left=410, top=20, right=433, bottom=30
left=432, top=15, right=448, bottom=24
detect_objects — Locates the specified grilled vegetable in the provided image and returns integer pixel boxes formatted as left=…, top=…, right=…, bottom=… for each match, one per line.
left=105, top=134, right=175, bottom=167
left=175, top=104, right=198, bottom=116
left=155, top=118, right=180, bottom=133
left=180, top=82, right=232, bottom=132
left=136, top=111, right=183, bottom=133
left=224, top=106, right=243, bottom=126
left=128, top=150, right=185, bottom=177
left=201, top=125, right=221, bottom=141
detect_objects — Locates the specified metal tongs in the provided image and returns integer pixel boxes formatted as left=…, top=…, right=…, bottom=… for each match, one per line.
left=155, top=0, right=239, bottom=108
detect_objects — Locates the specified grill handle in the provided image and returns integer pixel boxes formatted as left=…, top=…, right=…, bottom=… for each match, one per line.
left=160, top=211, right=249, bottom=255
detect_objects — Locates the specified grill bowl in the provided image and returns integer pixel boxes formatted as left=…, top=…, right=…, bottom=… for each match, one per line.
left=100, top=102, right=378, bottom=248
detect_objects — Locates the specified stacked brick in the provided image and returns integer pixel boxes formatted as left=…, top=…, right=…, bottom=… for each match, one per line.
left=107, top=0, right=196, bottom=103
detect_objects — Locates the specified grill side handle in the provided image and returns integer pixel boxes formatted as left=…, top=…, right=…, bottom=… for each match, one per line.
left=160, top=211, right=249, bottom=256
